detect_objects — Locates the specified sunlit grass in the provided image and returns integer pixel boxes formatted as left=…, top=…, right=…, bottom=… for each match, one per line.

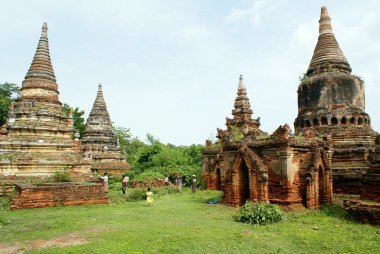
left=0, top=189, right=378, bottom=254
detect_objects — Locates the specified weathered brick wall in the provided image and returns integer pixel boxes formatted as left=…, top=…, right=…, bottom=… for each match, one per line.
left=0, top=181, right=15, bottom=196
left=11, top=182, right=108, bottom=209
left=360, top=167, right=380, bottom=202
left=344, top=199, right=380, bottom=225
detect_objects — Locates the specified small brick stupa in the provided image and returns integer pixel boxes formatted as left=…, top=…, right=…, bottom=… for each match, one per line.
left=81, top=84, right=130, bottom=174
left=294, top=6, right=377, bottom=193
left=0, top=23, right=91, bottom=179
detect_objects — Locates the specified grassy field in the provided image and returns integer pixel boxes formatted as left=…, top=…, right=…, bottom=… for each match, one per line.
left=0, top=188, right=379, bottom=254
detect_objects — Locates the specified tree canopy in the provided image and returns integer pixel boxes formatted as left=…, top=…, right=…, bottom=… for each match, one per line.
left=62, top=103, right=86, bottom=138
left=0, top=82, right=20, bottom=126
left=113, top=128, right=204, bottom=186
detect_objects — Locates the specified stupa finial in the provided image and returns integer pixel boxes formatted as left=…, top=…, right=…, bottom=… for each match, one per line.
left=238, top=75, right=245, bottom=90
left=319, top=6, right=332, bottom=35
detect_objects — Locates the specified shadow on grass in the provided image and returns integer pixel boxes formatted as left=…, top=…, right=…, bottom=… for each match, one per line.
left=319, top=204, right=349, bottom=219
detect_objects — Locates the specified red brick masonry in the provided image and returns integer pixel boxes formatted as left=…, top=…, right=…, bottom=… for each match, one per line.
left=11, top=182, right=108, bottom=209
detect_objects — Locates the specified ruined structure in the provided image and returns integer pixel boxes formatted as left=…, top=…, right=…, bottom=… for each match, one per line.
left=294, top=7, right=377, bottom=193
left=11, top=182, right=108, bottom=209
left=0, top=23, right=91, bottom=179
left=202, top=76, right=333, bottom=208
left=361, top=134, right=380, bottom=202
left=81, top=84, right=130, bottom=174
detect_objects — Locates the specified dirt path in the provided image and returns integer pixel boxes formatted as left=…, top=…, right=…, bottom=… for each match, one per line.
left=0, top=232, right=87, bottom=254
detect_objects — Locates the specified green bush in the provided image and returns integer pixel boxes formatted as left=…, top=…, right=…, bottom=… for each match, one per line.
left=153, top=185, right=182, bottom=195
left=0, top=196, right=10, bottom=211
left=234, top=201, right=284, bottom=225
left=125, top=188, right=147, bottom=201
left=52, top=170, right=71, bottom=182
left=134, top=170, right=164, bottom=183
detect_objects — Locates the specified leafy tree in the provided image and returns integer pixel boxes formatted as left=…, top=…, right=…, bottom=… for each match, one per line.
left=113, top=126, right=146, bottom=165
left=62, top=103, right=85, bottom=138
left=0, top=83, right=19, bottom=126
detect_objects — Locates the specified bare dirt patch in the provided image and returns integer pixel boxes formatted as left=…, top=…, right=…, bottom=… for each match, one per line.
left=0, top=232, right=87, bottom=254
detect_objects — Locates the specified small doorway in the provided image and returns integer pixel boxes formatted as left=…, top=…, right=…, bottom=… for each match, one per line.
left=238, top=160, right=250, bottom=205
left=215, top=168, right=221, bottom=190
left=318, top=165, right=325, bottom=204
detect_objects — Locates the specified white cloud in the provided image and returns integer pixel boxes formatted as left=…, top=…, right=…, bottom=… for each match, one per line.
left=225, top=0, right=286, bottom=28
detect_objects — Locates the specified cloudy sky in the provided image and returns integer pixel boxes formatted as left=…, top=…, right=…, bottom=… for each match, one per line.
left=1, top=0, right=379, bottom=145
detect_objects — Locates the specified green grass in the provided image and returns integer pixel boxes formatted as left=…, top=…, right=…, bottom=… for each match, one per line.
left=0, top=189, right=379, bottom=254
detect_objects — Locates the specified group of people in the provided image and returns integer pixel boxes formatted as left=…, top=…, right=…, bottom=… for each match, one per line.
left=99, top=173, right=198, bottom=207
left=164, top=175, right=197, bottom=193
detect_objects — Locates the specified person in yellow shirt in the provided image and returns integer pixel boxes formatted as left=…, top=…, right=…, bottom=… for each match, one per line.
left=146, top=187, right=153, bottom=206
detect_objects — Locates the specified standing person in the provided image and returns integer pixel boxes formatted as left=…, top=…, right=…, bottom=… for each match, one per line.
left=146, top=187, right=154, bottom=206
left=192, top=175, right=197, bottom=193
left=121, top=175, right=127, bottom=195
left=178, top=176, right=183, bottom=191
left=164, top=176, right=169, bottom=186
left=100, top=172, right=109, bottom=193
left=175, top=175, right=180, bottom=187
left=125, top=175, right=130, bottom=187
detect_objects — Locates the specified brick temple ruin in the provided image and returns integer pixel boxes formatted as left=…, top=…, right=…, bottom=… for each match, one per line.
left=202, top=75, right=333, bottom=208
left=0, top=23, right=129, bottom=182
left=202, top=6, right=379, bottom=208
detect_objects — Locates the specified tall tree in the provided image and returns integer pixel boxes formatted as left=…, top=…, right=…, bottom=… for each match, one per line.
left=0, top=82, right=20, bottom=126
left=62, top=103, right=85, bottom=138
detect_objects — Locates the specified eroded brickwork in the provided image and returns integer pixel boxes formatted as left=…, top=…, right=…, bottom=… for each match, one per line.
left=11, top=182, right=108, bottom=209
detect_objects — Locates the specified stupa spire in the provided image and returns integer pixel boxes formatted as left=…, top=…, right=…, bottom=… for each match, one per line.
left=25, top=22, right=56, bottom=82
left=232, top=75, right=253, bottom=121
left=306, top=6, right=351, bottom=76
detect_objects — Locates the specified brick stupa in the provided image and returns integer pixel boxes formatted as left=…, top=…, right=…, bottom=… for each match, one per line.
left=0, top=23, right=91, bottom=178
left=294, top=7, right=377, bottom=193
left=81, top=84, right=130, bottom=174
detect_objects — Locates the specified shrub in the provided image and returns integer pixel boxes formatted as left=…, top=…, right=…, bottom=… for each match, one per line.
left=125, top=188, right=147, bottom=201
left=134, top=171, right=164, bottom=183
left=234, top=201, right=284, bottom=225
left=153, top=185, right=182, bottom=195
left=52, top=169, right=71, bottom=182
left=0, top=196, right=10, bottom=211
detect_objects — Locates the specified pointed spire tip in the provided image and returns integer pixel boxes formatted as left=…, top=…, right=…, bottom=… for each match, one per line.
left=238, top=75, right=245, bottom=90
left=41, top=22, right=48, bottom=37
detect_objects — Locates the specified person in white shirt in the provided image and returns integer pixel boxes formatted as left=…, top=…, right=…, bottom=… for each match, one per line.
left=100, top=172, right=109, bottom=193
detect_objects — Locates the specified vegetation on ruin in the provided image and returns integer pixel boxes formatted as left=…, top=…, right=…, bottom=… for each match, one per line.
left=0, top=190, right=379, bottom=253
left=0, top=82, right=19, bottom=126
left=230, top=125, right=244, bottom=141
left=298, top=73, right=308, bottom=82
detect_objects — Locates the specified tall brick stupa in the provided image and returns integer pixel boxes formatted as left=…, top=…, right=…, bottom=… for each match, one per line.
left=0, top=23, right=91, bottom=178
left=294, top=7, right=377, bottom=193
